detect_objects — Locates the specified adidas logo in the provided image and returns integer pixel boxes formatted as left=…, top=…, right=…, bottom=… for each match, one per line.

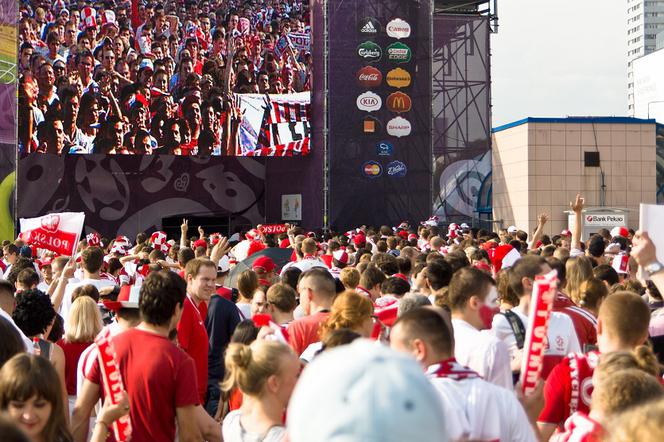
left=361, top=21, right=377, bottom=33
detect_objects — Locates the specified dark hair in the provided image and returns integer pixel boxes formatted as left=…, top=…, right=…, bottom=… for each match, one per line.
left=280, top=267, right=302, bottom=292
left=139, top=271, right=186, bottom=326
left=509, top=256, right=546, bottom=296
left=0, top=354, right=72, bottom=442
left=448, top=267, right=495, bottom=311
left=381, top=277, right=410, bottom=297
left=320, top=328, right=361, bottom=352
left=71, top=284, right=100, bottom=303
left=46, top=314, right=64, bottom=343
left=0, top=317, right=24, bottom=368
left=81, top=247, right=104, bottom=273
left=6, top=258, right=34, bottom=286
left=396, top=256, right=411, bottom=275
left=230, top=319, right=259, bottom=344
left=12, top=290, right=56, bottom=337
left=594, top=264, right=620, bottom=286
left=0, top=279, right=14, bottom=299
left=588, top=236, right=606, bottom=258
left=359, top=265, right=386, bottom=290
left=177, top=247, right=195, bottom=267
left=445, top=251, right=470, bottom=273
left=266, top=283, right=297, bottom=312
left=17, top=268, right=40, bottom=289
left=545, top=257, right=566, bottom=286
left=184, top=258, right=217, bottom=279
left=425, top=260, right=452, bottom=291
left=394, top=308, right=453, bottom=357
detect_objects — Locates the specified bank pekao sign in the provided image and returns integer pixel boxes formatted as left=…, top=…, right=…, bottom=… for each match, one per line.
left=584, top=214, right=626, bottom=226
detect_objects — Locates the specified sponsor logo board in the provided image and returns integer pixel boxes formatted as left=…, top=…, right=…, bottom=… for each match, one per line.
left=358, top=17, right=381, bottom=36
left=386, top=18, right=411, bottom=39
left=386, top=160, right=407, bottom=177
left=386, top=67, right=411, bottom=88
left=356, top=91, right=382, bottom=112
left=386, top=116, right=412, bottom=137
left=362, top=116, right=381, bottom=134
left=386, top=42, right=411, bottom=63
left=386, top=91, right=412, bottom=113
left=357, top=66, right=382, bottom=88
left=362, top=161, right=383, bottom=178
left=376, top=141, right=394, bottom=156
left=357, top=41, right=382, bottom=62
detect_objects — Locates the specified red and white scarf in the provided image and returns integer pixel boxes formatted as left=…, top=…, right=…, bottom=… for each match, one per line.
left=552, top=412, right=603, bottom=442
left=428, top=358, right=482, bottom=381
left=568, top=352, right=599, bottom=415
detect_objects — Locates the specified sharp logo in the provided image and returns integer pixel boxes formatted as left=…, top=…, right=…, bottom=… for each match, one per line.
left=386, top=91, right=412, bottom=113
left=357, top=66, right=383, bottom=88
left=357, top=91, right=382, bottom=112
left=386, top=116, right=412, bottom=137
left=357, top=41, right=382, bottom=62
left=386, top=42, right=411, bottom=63
left=386, top=18, right=411, bottom=39
left=386, top=68, right=411, bottom=88
left=358, top=17, right=381, bottom=36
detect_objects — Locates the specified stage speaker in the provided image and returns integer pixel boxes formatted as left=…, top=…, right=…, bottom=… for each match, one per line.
left=584, top=151, right=600, bottom=167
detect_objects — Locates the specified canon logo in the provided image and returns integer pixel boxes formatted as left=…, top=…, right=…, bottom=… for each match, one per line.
left=388, top=26, right=409, bottom=32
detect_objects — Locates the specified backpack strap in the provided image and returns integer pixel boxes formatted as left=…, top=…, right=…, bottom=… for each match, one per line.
left=500, top=310, right=526, bottom=350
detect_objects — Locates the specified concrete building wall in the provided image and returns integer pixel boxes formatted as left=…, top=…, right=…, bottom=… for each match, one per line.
left=492, top=118, right=657, bottom=236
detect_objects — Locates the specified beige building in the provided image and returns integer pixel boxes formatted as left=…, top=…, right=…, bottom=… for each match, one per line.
left=492, top=117, right=657, bottom=236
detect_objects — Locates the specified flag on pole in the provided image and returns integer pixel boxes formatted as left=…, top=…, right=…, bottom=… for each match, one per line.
left=520, top=269, right=558, bottom=396
left=19, top=212, right=85, bottom=256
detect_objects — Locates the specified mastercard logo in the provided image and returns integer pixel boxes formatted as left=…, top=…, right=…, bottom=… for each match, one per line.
left=362, top=161, right=383, bottom=177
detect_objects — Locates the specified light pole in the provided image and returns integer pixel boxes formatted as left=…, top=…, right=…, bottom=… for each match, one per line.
left=647, top=101, right=664, bottom=119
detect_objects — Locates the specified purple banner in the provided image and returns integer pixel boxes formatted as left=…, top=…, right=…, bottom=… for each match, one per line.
left=327, top=0, right=432, bottom=230
left=17, top=155, right=267, bottom=239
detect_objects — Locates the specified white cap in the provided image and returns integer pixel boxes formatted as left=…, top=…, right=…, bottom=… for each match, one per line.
left=217, top=255, right=230, bottom=273
left=507, top=225, right=518, bottom=234
left=287, top=339, right=448, bottom=442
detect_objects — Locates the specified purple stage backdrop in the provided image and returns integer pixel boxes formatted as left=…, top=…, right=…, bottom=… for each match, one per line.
left=326, top=0, right=433, bottom=231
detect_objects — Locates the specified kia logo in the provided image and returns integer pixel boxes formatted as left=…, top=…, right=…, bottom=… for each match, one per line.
left=357, top=91, right=382, bottom=112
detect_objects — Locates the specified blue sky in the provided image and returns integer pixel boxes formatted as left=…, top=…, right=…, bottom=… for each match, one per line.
left=491, top=0, right=627, bottom=127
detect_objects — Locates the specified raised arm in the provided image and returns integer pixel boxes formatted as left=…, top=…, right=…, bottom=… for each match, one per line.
left=180, top=218, right=189, bottom=249
left=632, top=231, right=664, bottom=294
left=570, top=194, right=584, bottom=251
left=530, top=213, right=549, bottom=250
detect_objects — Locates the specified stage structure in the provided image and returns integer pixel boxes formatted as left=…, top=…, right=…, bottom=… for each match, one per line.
left=13, top=1, right=496, bottom=238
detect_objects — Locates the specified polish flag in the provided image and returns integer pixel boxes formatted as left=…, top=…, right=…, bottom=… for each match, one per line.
left=19, top=212, right=85, bottom=256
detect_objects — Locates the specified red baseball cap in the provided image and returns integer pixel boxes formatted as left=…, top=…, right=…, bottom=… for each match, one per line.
left=253, top=256, right=276, bottom=273
left=193, top=239, right=208, bottom=250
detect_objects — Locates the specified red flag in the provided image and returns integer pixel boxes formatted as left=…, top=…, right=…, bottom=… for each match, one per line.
left=95, top=328, right=132, bottom=441
left=258, top=224, right=289, bottom=235
left=520, top=270, right=558, bottom=396
left=19, top=212, right=85, bottom=256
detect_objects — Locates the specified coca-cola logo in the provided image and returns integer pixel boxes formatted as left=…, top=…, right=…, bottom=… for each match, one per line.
left=356, top=91, right=382, bottom=112
left=40, top=214, right=60, bottom=233
left=357, top=66, right=383, bottom=88
left=386, top=161, right=407, bottom=177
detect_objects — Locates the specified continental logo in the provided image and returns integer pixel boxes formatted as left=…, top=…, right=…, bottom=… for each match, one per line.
left=386, top=68, right=411, bottom=88
left=386, top=91, right=412, bottom=113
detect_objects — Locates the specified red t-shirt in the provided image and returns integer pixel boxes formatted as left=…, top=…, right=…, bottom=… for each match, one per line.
left=538, top=352, right=599, bottom=428
left=177, top=296, right=209, bottom=404
left=553, top=293, right=597, bottom=351
left=56, top=340, right=93, bottom=395
left=86, top=328, right=199, bottom=442
left=287, top=311, right=330, bottom=356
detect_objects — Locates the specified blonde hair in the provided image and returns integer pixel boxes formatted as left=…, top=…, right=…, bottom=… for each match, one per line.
left=221, top=340, right=294, bottom=397
left=577, top=278, right=608, bottom=311
left=339, top=267, right=360, bottom=290
left=565, top=256, right=593, bottom=304
left=65, top=296, right=102, bottom=343
left=319, top=290, right=373, bottom=339
left=607, top=397, right=664, bottom=442
left=592, top=346, right=663, bottom=416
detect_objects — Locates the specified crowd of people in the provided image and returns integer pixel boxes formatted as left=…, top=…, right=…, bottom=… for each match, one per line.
left=18, top=0, right=311, bottom=155
left=1, top=194, right=664, bottom=441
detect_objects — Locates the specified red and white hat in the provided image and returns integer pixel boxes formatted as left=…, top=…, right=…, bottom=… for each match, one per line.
left=561, top=229, right=572, bottom=237
left=489, top=244, right=521, bottom=274
left=610, top=226, right=629, bottom=238
left=246, top=229, right=260, bottom=240
left=101, top=10, right=117, bottom=29
left=421, top=216, right=439, bottom=227
left=115, top=235, right=132, bottom=248
left=102, top=284, right=141, bottom=311
left=332, top=249, right=349, bottom=265
left=612, top=253, right=630, bottom=275
left=86, top=232, right=101, bottom=247
left=81, top=7, right=97, bottom=29
left=110, top=243, right=128, bottom=255
left=150, top=230, right=167, bottom=246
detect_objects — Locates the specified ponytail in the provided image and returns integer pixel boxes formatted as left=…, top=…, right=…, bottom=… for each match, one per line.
left=221, top=341, right=294, bottom=396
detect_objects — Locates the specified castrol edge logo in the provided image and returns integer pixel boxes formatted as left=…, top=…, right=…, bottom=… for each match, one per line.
left=357, top=66, right=382, bottom=88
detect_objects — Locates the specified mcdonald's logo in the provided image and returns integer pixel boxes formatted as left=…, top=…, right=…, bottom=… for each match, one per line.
left=386, top=92, right=412, bottom=113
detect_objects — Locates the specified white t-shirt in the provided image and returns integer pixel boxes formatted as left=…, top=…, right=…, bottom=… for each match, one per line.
left=426, top=364, right=537, bottom=442
left=236, top=302, right=252, bottom=320
left=451, top=318, right=513, bottom=390
left=60, top=278, right=116, bottom=327
left=492, top=306, right=581, bottom=366
left=300, top=342, right=323, bottom=363
left=222, top=410, right=287, bottom=442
